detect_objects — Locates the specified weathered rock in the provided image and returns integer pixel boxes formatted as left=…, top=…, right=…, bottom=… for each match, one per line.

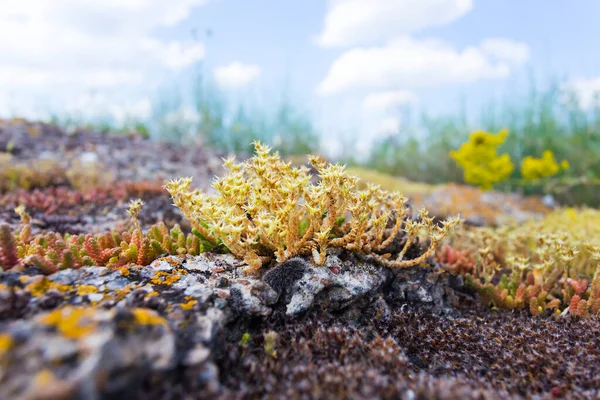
left=0, top=307, right=176, bottom=399
left=0, top=252, right=457, bottom=398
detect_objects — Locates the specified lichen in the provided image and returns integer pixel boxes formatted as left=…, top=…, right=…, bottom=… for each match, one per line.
left=76, top=284, right=99, bottom=296
left=0, top=333, right=14, bottom=357
left=150, top=271, right=181, bottom=286
left=131, top=308, right=167, bottom=326
left=24, top=277, right=70, bottom=297
left=39, top=307, right=99, bottom=339
left=180, top=297, right=197, bottom=310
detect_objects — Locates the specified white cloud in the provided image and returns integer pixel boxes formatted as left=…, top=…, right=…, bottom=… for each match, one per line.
left=362, top=90, right=417, bottom=111
left=317, top=36, right=529, bottom=95
left=165, top=41, right=206, bottom=70
left=317, top=0, right=473, bottom=47
left=564, top=77, right=600, bottom=109
left=0, top=0, right=209, bottom=90
left=214, top=62, right=262, bottom=89
left=480, top=38, right=530, bottom=66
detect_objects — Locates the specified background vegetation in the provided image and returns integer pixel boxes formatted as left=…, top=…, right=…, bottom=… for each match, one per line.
left=42, top=75, right=600, bottom=206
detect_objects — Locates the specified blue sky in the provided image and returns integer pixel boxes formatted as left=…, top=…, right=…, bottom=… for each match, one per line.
left=1, top=0, right=600, bottom=156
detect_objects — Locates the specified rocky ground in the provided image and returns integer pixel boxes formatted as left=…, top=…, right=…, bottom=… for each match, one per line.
left=1, top=119, right=598, bottom=399
left=2, top=253, right=599, bottom=399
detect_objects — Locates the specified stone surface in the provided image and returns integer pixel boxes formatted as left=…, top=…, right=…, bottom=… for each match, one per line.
left=0, top=252, right=456, bottom=399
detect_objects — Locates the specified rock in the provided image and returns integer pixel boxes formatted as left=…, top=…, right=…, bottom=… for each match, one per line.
left=0, top=307, right=175, bottom=399
left=0, top=252, right=458, bottom=398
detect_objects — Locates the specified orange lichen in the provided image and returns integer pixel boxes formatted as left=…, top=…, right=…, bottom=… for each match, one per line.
left=150, top=271, right=181, bottom=286
left=39, top=307, right=99, bottom=339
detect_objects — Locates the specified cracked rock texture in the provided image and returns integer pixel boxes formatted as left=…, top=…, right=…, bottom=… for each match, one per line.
left=0, top=252, right=456, bottom=399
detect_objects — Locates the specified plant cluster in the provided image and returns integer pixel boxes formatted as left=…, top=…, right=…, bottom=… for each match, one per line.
left=361, top=82, right=600, bottom=206
left=0, top=180, right=166, bottom=215
left=0, top=153, right=67, bottom=193
left=449, top=129, right=514, bottom=190
left=441, top=207, right=600, bottom=316
left=521, top=150, right=569, bottom=181
left=166, top=142, right=458, bottom=273
left=0, top=152, right=116, bottom=194
left=0, top=203, right=212, bottom=273
left=450, top=130, right=572, bottom=191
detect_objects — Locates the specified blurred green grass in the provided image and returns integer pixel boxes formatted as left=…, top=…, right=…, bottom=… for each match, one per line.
left=47, top=76, right=600, bottom=206
left=358, top=80, right=600, bottom=206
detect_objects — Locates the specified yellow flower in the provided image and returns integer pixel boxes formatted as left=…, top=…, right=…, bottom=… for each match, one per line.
left=450, top=129, right=514, bottom=190
left=520, top=150, right=567, bottom=181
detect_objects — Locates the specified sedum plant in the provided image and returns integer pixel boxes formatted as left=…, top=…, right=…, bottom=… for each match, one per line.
left=165, top=141, right=458, bottom=273
left=442, top=207, right=600, bottom=317
left=0, top=202, right=210, bottom=273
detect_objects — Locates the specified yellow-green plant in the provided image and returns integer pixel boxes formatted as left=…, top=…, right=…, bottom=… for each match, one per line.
left=444, top=207, right=600, bottom=316
left=450, top=129, right=514, bottom=190
left=1, top=203, right=209, bottom=273
left=165, top=142, right=458, bottom=273
left=521, top=150, right=569, bottom=181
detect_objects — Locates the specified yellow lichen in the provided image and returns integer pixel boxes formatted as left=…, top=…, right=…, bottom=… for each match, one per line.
left=150, top=271, right=181, bottom=286
left=132, top=308, right=167, bottom=326
left=24, top=278, right=70, bottom=297
left=180, top=297, right=197, bottom=310
left=76, top=284, right=99, bottom=296
left=33, top=369, right=55, bottom=386
left=39, top=307, right=98, bottom=339
left=0, top=333, right=13, bottom=357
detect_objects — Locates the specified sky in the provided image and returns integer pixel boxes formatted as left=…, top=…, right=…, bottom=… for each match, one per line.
left=1, top=0, right=600, bottom=156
